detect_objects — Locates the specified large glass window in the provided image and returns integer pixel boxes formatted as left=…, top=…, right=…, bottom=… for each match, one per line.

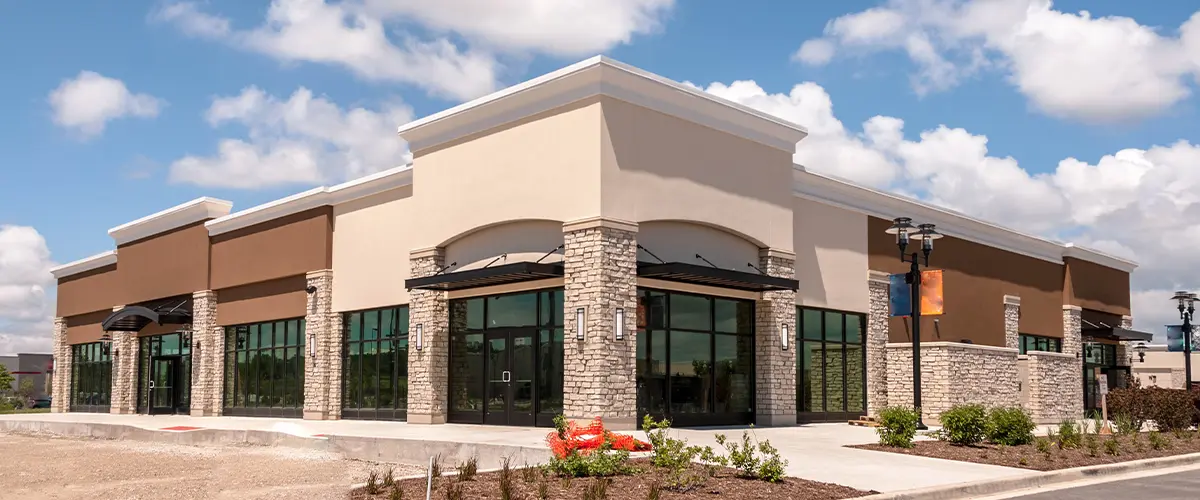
left=1020, top=334, right=1062, bottom=355
left=637, top=289, right=755, bottom=427
left=342, top=306, right=409, bottom=420
left=222, top=318, right=305, bottom=417
left=136, top=331, right=193, bottom=414
left=797, top=307, right=866, bottom=422
left=70, top=342, right=112, bottom=412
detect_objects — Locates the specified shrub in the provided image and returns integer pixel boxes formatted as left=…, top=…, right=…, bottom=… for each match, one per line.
left=986, top=407, right=1036, bottom=446
left=366, top=470, right=381, bottom=495
left=877, top=406, right=920, bottom=448
left=1109, top=387, right=1197, bottom=432
left=1084, top=434, right=1099, bottom=457
left=1034, top=436, right=1052, bottom=454
left=455, top=456, right=477, bottom=482
left=499, top=457, right=515, bottom=500
left=536, top=480, right=549, bottom=500
left=1103, top=438, right=1121, bottom=456
left=1057, top=420, right=1082, bottom=449
left=389, top=484, right=404, bottom=500
left=715, top=431, right=788, bottom=483
left=383, top=468, right=395, bottom=487
left=642, top=415, right=700, bottom=469
left=1149, top=431, right=1170, bottom=450
left=545, top=415, right=638, bottom=478
left=442, top=482, right=463, bottom=500
left=940, top=404, right=988, bottom=446
left=1114, top=413, right=1139, bottom=435
left=582, top=478, right=611, bottom=500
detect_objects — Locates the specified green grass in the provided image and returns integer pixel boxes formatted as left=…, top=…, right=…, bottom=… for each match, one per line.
left=0, top=408, right=51, bottom=415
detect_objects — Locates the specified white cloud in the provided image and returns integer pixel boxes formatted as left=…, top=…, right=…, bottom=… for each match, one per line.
left=0, top=226, right=56, bottom=356
left=797, top=0, right=1200, bottom=122
left=698, top=77, right=1200, bottom=335
left=47, top=71, right=163, bottom=138
left=168, top=86, right=413, bottom=189
left=153, top=0, right=676, bottom=101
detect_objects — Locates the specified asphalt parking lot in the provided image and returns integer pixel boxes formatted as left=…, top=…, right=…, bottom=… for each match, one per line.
left=0, top=432, right=420, bottom=499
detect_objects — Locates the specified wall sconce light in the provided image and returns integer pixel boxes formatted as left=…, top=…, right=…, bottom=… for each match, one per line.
left=615, top=308, right=625, bottom=341
left=576, top=308, right=586, bottom=340
left=781, top=322, right=790, bottom=351
left=308, top=333, right=316, bottom=357
left=415, top=324, right=424, bottom=351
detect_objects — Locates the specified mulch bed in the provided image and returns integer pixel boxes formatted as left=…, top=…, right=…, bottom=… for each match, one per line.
left=852, top=431, right=1200, bottom=471
left=349, top=459, right=875, bottom=499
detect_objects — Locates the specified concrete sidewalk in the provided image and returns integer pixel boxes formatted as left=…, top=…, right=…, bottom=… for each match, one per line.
left=0, top=413, right=1030, bottom=493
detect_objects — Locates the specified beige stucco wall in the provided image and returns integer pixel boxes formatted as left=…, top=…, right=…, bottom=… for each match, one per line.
left=332, top=185, right=417, bottom=312
left=1132, top=348, right=1200, bottom=387
left=409, top=99, right=603, bottom=249
left=598, top=98, right=794, bottom=251
left=444, top=219, right=565, bottom=270
left=793, top=196, right=869, bottom=313
left=636, top=220, right=760, bottom=269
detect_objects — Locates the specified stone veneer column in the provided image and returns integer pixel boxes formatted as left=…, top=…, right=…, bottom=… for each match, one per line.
left=866, top=271, right=890, bottom=417
left=1003, top=295, right=1021, bottom=350
left=1115, top=315, right=1134, bottom=367
left=561, top=218, right=639, bottom=430
left=109, top=303, right=139, bottom=414
left=302, top=269, right=339, bottom=420
left=50, top=317, right=70, bottom=413
left=755, top=249, right=797, bottom=426
left=1060, top=305, right=1084, bottom=419
left=408, top=249, right=450, bottom=424
left=189, top=290, right=221, bottom=416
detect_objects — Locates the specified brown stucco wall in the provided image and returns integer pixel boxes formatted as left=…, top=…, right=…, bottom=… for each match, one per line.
left=64, top=310, right=110, bottom=345
left=115, top=222, right=211, bottom=305
left=867, top=217, right=1065, bottom=345
left=1064, top=257, right=1131, bottom=316
left=209, top=207, right=333, bottom=290
left=56, top=264, right=119, bottom=318
left=215, top=275, right=307, bottom=327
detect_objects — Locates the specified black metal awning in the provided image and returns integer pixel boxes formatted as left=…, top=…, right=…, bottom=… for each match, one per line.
left=1084, top=326, right=1153, bottom=342
left=102, top=302, right=193, bottom=332
left=404, top=262, right=565, bottom=291
left=637, top=262, right=799, bottom=292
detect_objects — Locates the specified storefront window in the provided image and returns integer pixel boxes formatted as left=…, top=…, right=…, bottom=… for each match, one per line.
left=223, top=318, right=305, bottom=417
left=797, top=307, right=866, bottom=422
left=136, top=331, right=193, bottom=414
left=342, top=306, right=409, bottom=420
left=1020, top=334, right=1062, bottom=354
left=70, top=342, right=112, bottom=412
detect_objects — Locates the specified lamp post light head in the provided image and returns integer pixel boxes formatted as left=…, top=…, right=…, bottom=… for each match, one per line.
left=1173, top=291, right=1197, bottom=317
left=886, top=217, right=916, bottom=256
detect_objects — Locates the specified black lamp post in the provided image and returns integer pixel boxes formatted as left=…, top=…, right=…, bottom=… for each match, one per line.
left=885, top=217, right=943, bottom=430
left=1172, top=291, right=1195, bottom=389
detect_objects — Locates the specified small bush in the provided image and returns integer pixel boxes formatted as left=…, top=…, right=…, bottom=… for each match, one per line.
left=545, top=416, right=634, bottom=478
left=1103, top=438, right=1121, bottom=456
left=1149, top=431, right=1170, bottom=450
left=383, top=468, right=395, bottom=487
left=389, top=484, right=404, bottom=500
left=366, top=470, right=381, bottom=495
left=940, top=404, right=988, bottom=446
left=455, top=456, right=478, bottom=482
left=1057, top=420, right=1082, bottom=449
left=536, top=480, right=549, bottom=500
left=986, top=407, right=1036, bottom=446
left=521, top=462, right=538, bottom=483
left=715, top=431, right=788, bottom=483
left=499, top=457, right=515, bottom=500
left=1034, top=436, right=1052, bottom=454
left=877, top=406, right=920, bottom=448
left=1084, top=434, right=1099, bottom=457
left=642, top=415, right=701, bottom=469
left=645, top=479, right=662, bottom=500
left=1114, top=413, right=1138, bottom=435
left=582, top=478, right=611, bottom=500
left=1109, top=387, right=1197, bottom=432
left=430, top=453, right=444, bottom=479
left=442, top=482, right=463, bottom=500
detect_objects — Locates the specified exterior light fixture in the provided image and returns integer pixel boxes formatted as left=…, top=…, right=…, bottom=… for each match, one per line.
left=308, top=333, right=316, bottom=357
left=883, top=216, right=944, bottom=431
left=1172, top=290, right=1196, bottom=388
left=415, top=324, right=424, bottom=351
left=1134, top=342, right=1148, bottom=363
left=781, top=322, right=790, bottom=351
left=615, top=308, right=625, bottom=341
left=576, top=307, right=586, bottom=341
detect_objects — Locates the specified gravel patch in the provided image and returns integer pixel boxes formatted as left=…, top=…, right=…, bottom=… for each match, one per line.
left=0, top=431, right=422, bottom=499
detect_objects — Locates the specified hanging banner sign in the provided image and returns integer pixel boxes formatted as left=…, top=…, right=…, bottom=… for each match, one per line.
left=889, top=273, right=911, bottom=317
left=920, top=269, right=944, bottom=316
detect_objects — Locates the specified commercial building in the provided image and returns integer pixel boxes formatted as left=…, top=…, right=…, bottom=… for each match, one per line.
left=1130, top=344, right=1199, bottom=390
left=1, top=353, right=52, bottom=400
left=49, top=57, right=1144, bottom=428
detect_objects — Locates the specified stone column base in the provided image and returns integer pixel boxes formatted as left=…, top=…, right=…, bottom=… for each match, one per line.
left=110, top=407, right=136, bottom=415
left=190, top=409, right=219, bottom=417
left=755, top=413, right=797, bottom=427
left=303, top=410, right=338, bottom=421
left=568, top=416, right=637, bottom=431
left=407, top=413, right=447, bottom=425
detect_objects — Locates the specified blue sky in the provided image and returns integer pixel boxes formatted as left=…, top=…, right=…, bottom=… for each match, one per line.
left=2, top=0, right=1200, bottom=353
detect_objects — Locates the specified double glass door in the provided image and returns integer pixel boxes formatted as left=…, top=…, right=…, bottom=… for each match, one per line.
left=148, top=357, right=183, bottom=415
left=484, top=329, right=536, bottom=426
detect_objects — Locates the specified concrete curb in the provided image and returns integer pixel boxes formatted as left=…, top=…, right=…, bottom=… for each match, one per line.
left=862, top=452, right=1200, bottom=500
left=0, top=418, right=551, bottom=471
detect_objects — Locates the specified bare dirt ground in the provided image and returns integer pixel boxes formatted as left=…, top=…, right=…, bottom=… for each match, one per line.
left=0, top=432, right=421, bottom=500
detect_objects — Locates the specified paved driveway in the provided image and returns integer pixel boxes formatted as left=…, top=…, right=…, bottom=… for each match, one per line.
left=0, top=432, right=417, bottom=499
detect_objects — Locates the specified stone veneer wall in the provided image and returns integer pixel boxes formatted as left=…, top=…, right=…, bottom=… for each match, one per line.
left=50, top=317, right=70, bottom=413
left=189, top=290, right=221, bottom=416
left=887, top=342, right=1019, bottom=424
left=866, top=271, right=890, bottom=417
left=407, top=249, right=450, bottom=424
left=1003, top=295, right=1021, bottom=350
left=755, top=249, right=797, bottom=426
left=1024, top=350, right=1079, bottom=423
left=1060, top=306, right=1084, bottom=419
left=110, top=313, right=139, bottom=415
left=561, top=218, right=638, bottom=430
left=302, top=269, right=339, bottom=420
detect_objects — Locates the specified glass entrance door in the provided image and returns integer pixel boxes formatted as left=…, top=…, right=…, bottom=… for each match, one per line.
left=483, top=329, right=536, bottom=426
left=148, top=357, right=179, bottom=415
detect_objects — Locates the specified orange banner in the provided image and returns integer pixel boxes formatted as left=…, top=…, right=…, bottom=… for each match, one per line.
left=920, top=270, right=944, bottom=316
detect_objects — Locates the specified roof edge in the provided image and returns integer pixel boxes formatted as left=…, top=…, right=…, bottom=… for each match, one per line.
left=50, top=250, right=117, bottom=280
left=205, top=165, right=413, bottom=236
left=108, top=197, right=233, bottom=246
left=1063, top=243, right=1138, bottom=273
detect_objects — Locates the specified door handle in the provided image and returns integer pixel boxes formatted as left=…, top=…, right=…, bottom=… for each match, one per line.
left=148, top=381, right=155, bottom=389
left=502, top=371, right=511, bottom=383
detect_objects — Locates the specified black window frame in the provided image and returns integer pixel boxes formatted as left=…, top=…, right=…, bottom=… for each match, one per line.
left=796, top=305, right=867, bottom=424
left=69, top=342, right=112, bottom=413
left=221, top=318, right=306, bottom=418
left=341, top=305, right=410, bottom=421
left=1019, top=333, right=1062, bottom=355
left=135, top=331, right=194, bottom=414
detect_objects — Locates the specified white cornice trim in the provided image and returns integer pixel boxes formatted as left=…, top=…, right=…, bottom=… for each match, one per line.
left=108, top=197, right=232, bottom=246
left=50, top=250, right=117, bottom=280
left=397, top=55, right=808, bottom=153
left=205, top=165, right=413, bottom=236
left=793, top=166, right=1139, bottom=272
left=1062, top=243, right=1138, bottom=273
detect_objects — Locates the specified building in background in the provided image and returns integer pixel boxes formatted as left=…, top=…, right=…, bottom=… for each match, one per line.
left=0, top=353, right=53, bottom=400
left=47, top=57, right=1142, bottom=427
left=1130, top=344, right=1200, bottom=390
